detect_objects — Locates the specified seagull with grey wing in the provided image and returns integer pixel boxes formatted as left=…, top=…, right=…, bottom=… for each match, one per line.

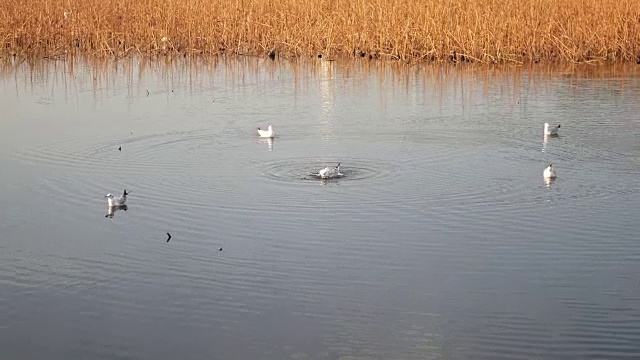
left=313, top=163, right=343, bottom=179
left=544, top=123, right=561, bottom=136
left=105, top=189, right=130, bottom=207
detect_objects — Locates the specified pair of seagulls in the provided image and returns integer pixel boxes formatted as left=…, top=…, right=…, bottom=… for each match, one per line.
left=543, top=123, right=561, bottom=180
left=257, top=125, right=344, bottom=179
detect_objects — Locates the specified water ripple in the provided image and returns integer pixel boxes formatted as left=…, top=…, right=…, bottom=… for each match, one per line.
left=259, top=156, right=392, bottom=184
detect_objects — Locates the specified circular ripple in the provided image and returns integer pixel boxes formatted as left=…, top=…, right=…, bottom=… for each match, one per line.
left=260, top=157, right=393, bottom=184
left=16, top=129, right=218, bottom=173
left=14, top=128, right=244, bottom=223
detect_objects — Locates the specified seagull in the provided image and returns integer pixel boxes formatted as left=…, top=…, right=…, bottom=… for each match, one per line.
left=105, top=189, right=129, bottom=207
left=218, top=247, right=223, bottom=251
left=544, top=123, right=561, bottom=136
left=543, top=164, right=557, bottom=179
left=118, top=146, right=121, bottom=151
left=166, top=232, right=172, bottom=242
left=315, top=163, right=343, bottom=179
left=257, top=125, right=275, bottom=138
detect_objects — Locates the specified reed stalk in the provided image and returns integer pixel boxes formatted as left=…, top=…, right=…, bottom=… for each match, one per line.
left=1, top=0, right=639, bottom=63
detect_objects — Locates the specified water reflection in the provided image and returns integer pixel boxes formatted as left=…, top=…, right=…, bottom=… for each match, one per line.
left=105, top=204, right=128, bottom=218
left=258, top=137, right=273, bottom=151
left=544, top=177, right=556, bottom=187
left=542, top=132, right=560, bottom=153
left=319, top=178, right=341, bottom=185
left=317, top=59, right=336, bottom=140
left=1, top=57, right=640, bottom=360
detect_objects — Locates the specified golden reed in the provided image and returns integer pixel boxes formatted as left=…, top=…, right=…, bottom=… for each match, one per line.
left=2, top=0, right=640, bottom=63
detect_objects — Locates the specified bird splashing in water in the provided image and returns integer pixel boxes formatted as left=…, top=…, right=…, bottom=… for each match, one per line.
left=314, top=163, right=343, bottom=179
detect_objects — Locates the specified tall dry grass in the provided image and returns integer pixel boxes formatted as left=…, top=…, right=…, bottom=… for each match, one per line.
left=1, top=0, right=640, bottom=63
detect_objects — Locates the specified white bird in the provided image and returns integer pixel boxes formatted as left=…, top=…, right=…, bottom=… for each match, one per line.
left=543, top=164, right=557, bottom=179
left=544, top=123, right=561, bottom=136
left=105, top=189, right=130, bottom=207
left=316, top=163, right=343, bottom=179
left=257, top=125, right=275, bottom=138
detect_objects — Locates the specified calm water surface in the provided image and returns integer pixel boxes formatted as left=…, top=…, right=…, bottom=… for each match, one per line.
left=0, top=58, right=639, bottom=359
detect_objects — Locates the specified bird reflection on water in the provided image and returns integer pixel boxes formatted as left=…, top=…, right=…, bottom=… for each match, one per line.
left=105, top=204, right=128, bottom=218
left=258, top=137, right=273, bottom=151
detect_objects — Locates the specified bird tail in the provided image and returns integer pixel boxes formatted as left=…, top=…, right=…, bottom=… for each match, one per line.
left=123, top=189, right=130, bottom=196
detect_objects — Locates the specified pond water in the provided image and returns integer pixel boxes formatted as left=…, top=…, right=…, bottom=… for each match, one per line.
left=1, top=57, right=639, bottom=359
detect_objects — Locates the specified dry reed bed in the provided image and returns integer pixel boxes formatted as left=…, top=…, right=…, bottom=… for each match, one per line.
left=2, top=0, right=640, bottom=63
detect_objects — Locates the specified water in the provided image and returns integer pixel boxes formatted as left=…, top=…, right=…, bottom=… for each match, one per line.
left=1, top=57, right=639, bottom=359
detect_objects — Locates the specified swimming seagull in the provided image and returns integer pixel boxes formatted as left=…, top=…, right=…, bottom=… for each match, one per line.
left=544, top=123, right=561, bottom=136
left=105, top=189, right=129, bottom=207
left=257, top=125, right=275, bottom=138
left=543, top=164, right=557, bottom=179
left=166, top=232, right=172, bottom=242
left=118, top=146, right=121, bottom=151
left=315, top=163, right=343, bottom=179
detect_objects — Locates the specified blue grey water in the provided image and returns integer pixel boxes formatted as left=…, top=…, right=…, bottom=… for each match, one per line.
left=0, top=57, right=639, bottom=359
